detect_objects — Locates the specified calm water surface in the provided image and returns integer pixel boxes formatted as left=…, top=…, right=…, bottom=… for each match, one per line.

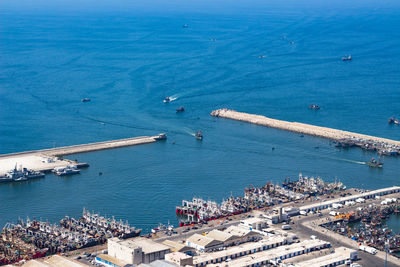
left=1, top=0, right=400, bottom=231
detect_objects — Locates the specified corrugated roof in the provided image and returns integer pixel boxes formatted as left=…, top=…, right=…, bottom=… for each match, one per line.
left=224, top=225, right=259, bottom=238
left=186, top=233, right=222, bottom=247
left=207, top=229, right=234, bottom=242
left=162, top=240, right=194, bottom=252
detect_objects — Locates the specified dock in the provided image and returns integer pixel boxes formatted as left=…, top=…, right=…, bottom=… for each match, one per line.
left=211, top=109, right=400, bottom=155
left=0, top=134, right=166, bottom=176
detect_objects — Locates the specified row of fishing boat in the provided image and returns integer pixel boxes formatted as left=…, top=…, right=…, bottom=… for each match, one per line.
left=0, top=208, right=141, bottom=265
left=334, top=136, right=400, bottom=157
left=176, top=174, right=343, bottom=225
left=322, top=203, right=400, bottom=256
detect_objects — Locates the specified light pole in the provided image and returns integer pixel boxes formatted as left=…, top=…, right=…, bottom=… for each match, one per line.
left=385, top=240, right=389, bottom=267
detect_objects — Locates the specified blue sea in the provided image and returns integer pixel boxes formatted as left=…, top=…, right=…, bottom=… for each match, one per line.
left=1, top=0, right=400, bottom=232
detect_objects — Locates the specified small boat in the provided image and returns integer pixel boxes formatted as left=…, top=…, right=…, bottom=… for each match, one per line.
left=163, top=96, right=171, bottom=103
left=367, top=158, right=383, bottom=168
left=53, top=165, right=80, bottom=176
left=388, top=117, right=400, bottom=125
left=182, top=24, right=188, bottom=28
left=341, top=55, right=352, bottom=61
left=195, top=130, right=203, bottom=140
left=308, top=104, right=320, bottom=110
left=258, top=55, right=266, bottom=59
left=176, top=106, right=185, bottom=113
left=81, top=98, right=91, bottom=102
left=155, top=133, right=167, bottom=140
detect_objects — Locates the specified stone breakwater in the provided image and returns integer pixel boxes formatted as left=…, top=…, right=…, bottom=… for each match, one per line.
left=210, top=109, right=400, bottom=156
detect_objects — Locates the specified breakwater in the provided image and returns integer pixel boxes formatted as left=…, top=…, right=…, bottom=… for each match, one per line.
left=0, top=134, right=166, bottom=176
left=211, top=109, right=400, bottom=156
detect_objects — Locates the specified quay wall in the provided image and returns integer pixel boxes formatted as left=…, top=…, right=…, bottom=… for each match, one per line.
left=210, top=109, right=400, bottom=146
left=0, top=134, right=165, bottom=175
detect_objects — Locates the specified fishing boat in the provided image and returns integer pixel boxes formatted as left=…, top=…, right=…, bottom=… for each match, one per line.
left=176, top=106, right=185, bottom=113
left=388, top=117, right=400, bottom=125
left=195, top=130, right=203, bottom=140
left=367, top=158, right=383, bottom=168
left=342, top=55, right=352, bottom=61
left=308, top=104, right=320, bottom=110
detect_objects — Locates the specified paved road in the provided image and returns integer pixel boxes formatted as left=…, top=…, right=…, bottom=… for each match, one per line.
left=293, top=211, right=400, bottom=267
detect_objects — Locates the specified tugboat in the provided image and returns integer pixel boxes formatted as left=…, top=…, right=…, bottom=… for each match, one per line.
left=341, top=55, right=352, bottom=61
left=176, top=106, right=185, bottom=113
left=163, top=96, right=171, bottom=103
left=195, top=130, right=203, bottom=140
left=308, top=104, right=320, bottom=110
left=81, top=98, right=91, bottom=102
left=367, top=158, right=383, bottom=168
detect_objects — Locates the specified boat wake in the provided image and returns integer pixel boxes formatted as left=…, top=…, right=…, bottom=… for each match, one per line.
left=329, top=157, right=366, bottom=165
left=169, top=94, right=179, bottom=102
left=182, top=127, right=195, bottom=136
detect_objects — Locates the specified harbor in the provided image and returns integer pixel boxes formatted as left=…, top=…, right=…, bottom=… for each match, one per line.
left=2, top=178, right=400, bottom=266
left=211, top=109, right=400, bottom=157
left=0, top=134, right=166, bottom=180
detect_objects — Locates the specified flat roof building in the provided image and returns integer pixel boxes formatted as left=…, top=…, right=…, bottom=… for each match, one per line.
left=295, top=247, right=356, bottom=267
left=165, top=252, right=193, bottom=266
left=239, top=218, right=268, bottom=231
left=108, top=237, right=170, bottom=265
left=208, top=239, right=330, bottom=267
left=193, top=236, right=287, bottom=267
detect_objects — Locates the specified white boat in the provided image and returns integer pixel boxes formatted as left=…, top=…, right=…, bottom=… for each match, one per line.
left=54, top=165, right=80, bottom=176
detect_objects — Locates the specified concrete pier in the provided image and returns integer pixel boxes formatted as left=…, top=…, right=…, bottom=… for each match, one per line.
left=211, top=109, right=400, bottom=153
left=0, top=134, right=166, bottom=176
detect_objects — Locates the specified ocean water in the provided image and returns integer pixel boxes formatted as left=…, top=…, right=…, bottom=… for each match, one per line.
left=1, top=0, right=400, bottom=231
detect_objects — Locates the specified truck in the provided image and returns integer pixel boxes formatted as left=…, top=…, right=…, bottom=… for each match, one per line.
left=359, top=245, right=377, bottom=255
left=329, top=211, right=339, bottom=216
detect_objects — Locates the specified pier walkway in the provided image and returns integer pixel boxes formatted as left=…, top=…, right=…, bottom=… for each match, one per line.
left=211, top=109, right=400, bottom=154
left=0, top=134, right=166, bottom=175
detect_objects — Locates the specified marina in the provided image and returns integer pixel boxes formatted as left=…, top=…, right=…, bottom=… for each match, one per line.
left=211, top=109, right=400, bottom=157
